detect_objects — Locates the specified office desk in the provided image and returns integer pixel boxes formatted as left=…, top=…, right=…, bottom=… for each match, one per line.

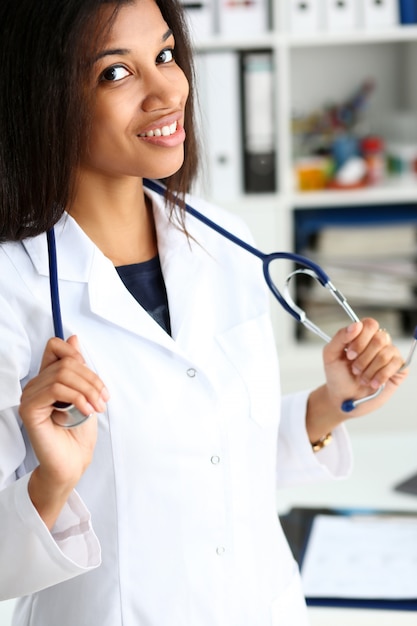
left=277, top=429, right=417, bottom=626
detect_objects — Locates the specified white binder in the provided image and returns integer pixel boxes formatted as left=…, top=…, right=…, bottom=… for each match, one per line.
left=217, top=0, right=269, bottom=36
left=361, top=0, right=399, bottom=28
left=182, top=0, right=215, bottom=39
left=325, top=0, right=359, bottom=31
left=194, top=52, right=243, bottom=202
left=288, top=0, right=324, bottom=33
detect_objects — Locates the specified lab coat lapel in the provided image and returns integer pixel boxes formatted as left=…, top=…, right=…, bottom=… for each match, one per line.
left=150, top=191, right=216, bottom=360
left=24, top=214, right=176, bottom=352
left=87, top=249, right=176, bottom=351
left=23, top=196, right=215, bottom=360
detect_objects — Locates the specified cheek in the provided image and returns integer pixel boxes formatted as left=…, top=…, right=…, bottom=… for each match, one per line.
left=175, top=66, right=190, bottom=105
left=183, top=75, right=190, bottom=105
left=86, top=101, right=126, bottom=153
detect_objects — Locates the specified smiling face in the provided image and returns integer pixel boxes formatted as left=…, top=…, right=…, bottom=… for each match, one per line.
left=81, top=0, right=189, bottom=182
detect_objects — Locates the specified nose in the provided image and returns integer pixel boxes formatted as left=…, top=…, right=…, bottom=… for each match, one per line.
left=141, top=66, right=188, bottom=112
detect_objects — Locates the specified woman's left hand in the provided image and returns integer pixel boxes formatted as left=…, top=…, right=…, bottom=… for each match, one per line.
left=323, top=317, right=408, bottom=419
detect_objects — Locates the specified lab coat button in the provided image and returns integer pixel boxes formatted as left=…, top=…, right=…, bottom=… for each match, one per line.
left=216, top=546, right=226, bottom=556
left=211, top=455, right=220, bottom=465
left=186, top=368, right=197, bottom=378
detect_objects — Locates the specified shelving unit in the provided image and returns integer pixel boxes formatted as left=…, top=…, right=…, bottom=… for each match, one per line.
left=190, top=1, right=417, bottom=372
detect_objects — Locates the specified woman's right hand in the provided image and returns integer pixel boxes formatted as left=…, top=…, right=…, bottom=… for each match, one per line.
left=19, top=335, right=109, bottom=528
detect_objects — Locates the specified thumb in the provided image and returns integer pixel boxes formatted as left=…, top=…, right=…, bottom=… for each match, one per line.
left=40, top=335, right=84, bottom=371
left=323, top=321, right=363, bottom=364
left=66, top=334, right=82, bottom=354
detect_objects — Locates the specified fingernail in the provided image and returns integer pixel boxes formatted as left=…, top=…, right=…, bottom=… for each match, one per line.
left=352, top=365, right=361, bottom=375
left=85, top=402, right=95, bottom=415
left=347, top=323, right=359, bottom=333
left=101, top=387, right=110, bottom=402
left=97, top=399, right=107, bottom=413
left=346, top=349, right=358, bottom=360
left=370, top=378, right=380, bottom=390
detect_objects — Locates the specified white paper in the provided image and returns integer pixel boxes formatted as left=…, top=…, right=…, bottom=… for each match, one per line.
left=301, top=514, right=417, bottom=599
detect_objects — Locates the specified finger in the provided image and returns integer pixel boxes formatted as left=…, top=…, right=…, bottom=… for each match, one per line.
left=21, top=357, right=109, bottom=420
left=66, top=334, right=82, bottom=353
left=45, top=364, right=108, bottom=414
left=347, top=323, right=392, bottom=376
left=344, top=317, right=380, bottom=361
left=40, top=336, right=109, bottom=410
left=355, top=347, right=406, bottom=389
left=40, top=336, right=85, bottom=371
left=323, top=321, right=363, bottom=365
left=21, top=381, right=96, bottom=420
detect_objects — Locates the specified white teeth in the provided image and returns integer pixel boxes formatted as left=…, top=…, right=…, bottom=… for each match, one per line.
left=140, top=121, right=177, bottom=138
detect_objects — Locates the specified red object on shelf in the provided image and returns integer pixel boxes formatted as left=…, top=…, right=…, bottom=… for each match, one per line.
left=360, top=135, right=385, bottom=184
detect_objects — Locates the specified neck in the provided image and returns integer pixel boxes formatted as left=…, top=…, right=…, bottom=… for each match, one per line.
left=69, top=174, right=158, bottom=266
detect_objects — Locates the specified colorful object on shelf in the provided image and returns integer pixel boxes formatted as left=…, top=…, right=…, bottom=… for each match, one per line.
left=331, top=133, right=359, bottom=169
left=360, top=135, right=385, bottom=184
left=292, top=79, right=377, bottom=191
left=386, top=142, right=417, bottom=177
left=293, top=79, right=375, bottom=143
left=294, top=156, right=333, bottom=191
left=333, top=156, right=367, bottom=188
left=332, top=79, right=375, bottom=132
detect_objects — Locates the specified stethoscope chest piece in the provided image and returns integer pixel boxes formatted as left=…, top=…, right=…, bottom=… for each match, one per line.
left=52, top=403, right=93, bottom=428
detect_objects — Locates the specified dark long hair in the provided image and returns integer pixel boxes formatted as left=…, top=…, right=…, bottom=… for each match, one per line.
left=0, top=0, right=199, bottom=242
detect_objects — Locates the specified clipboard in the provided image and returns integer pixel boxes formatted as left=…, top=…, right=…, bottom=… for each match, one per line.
left=394, top=471, right=417, bottom=497
left=279, top=506, right=417, bottom=611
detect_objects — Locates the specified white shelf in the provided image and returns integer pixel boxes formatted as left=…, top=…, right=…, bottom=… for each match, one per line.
left=290, top=181, right=417, bottom=208
left=196, top=25, right=417, bottom=50
left=283, top=25, right=417, bottom=47
left=193, top=33, right=276, bottom=51
left=193, top=0, right=417, bottom=360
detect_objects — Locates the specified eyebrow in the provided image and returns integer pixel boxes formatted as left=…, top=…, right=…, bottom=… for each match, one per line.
left=95, top=29, right=173, bottom=62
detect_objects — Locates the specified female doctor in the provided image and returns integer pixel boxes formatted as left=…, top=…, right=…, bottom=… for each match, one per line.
left=0, top=0, right=407, bottom=624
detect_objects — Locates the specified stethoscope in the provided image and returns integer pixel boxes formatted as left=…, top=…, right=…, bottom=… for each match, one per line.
left=46, top=178, right=417, bottom=427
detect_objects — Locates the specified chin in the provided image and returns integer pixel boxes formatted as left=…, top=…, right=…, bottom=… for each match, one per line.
left=144, top=155, right=185, bottom=181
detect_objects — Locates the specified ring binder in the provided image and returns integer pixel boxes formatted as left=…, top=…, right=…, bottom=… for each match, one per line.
left=240, top=50, right=276, bottom=193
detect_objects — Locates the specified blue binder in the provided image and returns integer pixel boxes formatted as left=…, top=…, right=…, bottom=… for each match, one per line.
left=279, top=506, right=417, bottom=611
left=399, top=0, right=417, bottom=24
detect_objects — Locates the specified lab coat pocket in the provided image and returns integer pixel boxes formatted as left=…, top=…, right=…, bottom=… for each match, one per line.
left=271, top=572, right=310, bottom=625
left=216, top=314, right=280, bottom=428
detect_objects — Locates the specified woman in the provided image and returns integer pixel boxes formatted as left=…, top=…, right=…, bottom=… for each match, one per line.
left=0, top=0, right=407, bottom=624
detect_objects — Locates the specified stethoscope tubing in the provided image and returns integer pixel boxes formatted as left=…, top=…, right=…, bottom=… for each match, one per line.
left=45, top=179, right=415, bottom=423
left=47, top=229, right=92, bottom=427
left=47, top=229, right=65, bottom=340
left=144, top=179, right=332, bottom=322
left=143, top=179, right=413, bottom=413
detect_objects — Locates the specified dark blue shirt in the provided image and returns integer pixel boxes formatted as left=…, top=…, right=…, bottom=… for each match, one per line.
left=116, top=256, right=171, bottom=335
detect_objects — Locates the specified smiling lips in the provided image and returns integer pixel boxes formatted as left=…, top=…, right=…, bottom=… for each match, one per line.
left=139, top=121, right=177, bottom=138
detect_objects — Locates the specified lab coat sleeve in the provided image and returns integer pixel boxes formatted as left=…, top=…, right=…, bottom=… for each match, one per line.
left=0, top=467, right=101, bottom=601
left=276, top=390, right=353, bottom=487
left=0, top=283, right=101, bottom=600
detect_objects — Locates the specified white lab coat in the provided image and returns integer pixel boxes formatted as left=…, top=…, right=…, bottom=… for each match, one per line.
left=0, top=189, right=352, bottom=625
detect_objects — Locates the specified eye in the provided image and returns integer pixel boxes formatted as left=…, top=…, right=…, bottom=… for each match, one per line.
left=100, top=64, right=131, bottom=82
left=156, top=47, right=175, bottom=65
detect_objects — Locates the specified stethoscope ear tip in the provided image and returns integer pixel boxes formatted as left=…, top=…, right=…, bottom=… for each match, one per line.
left=341, top=399, right=356, bottom=413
